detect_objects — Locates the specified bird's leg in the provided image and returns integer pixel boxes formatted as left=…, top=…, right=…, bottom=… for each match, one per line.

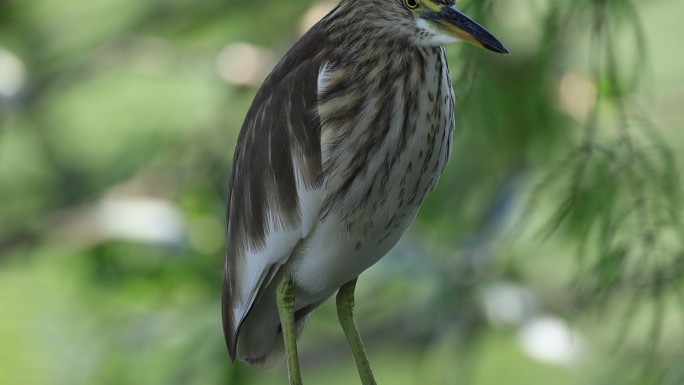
left=276, top=278, right=303, bottom=385
left=336, top=278, right=377, bottom=385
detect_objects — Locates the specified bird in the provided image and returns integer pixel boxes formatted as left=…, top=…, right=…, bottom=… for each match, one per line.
left=221, top=0, right=508, bottom=383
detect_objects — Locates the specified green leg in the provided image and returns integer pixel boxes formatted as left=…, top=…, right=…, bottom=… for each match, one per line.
left=336, top=279, right=377, bottom=385
left=277, top=278, right=303, bottom=385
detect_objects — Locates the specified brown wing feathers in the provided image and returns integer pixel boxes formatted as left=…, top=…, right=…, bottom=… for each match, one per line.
left=222, top=23, right=327, bottom=360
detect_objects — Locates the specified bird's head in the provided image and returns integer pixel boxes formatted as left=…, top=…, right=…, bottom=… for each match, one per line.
left=326, top=0, right=509, bottom=55
left=402, top=0, right=509, bottom=53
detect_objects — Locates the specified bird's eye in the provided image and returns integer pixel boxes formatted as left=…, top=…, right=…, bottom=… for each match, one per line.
left=404, top=0, right=419, bottom=10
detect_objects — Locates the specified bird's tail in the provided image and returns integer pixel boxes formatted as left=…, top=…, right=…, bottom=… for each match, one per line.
left=223, top=272, right=319, bottom=367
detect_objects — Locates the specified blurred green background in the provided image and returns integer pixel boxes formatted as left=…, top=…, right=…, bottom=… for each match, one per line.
left=1, top=0, right=684, bottom=384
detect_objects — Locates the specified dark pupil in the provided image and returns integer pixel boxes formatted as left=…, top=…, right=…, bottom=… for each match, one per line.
left=406, top=0, right=417, bottom=7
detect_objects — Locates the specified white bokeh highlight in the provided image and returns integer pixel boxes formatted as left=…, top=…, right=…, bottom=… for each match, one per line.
left=0, top=47, right=26, bottom=99
left=94, top=197, right=185, bottom=245
left=517, top=315, right=587, bottom=366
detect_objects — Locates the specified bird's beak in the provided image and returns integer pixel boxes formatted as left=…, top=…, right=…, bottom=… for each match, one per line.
left=433, top=6, right=509, bottom=54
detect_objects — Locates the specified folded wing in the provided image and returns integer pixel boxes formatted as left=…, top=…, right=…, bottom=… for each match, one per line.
left=222, top=23, right=327, bottom=361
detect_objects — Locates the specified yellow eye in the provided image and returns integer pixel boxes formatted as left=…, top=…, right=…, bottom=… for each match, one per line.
left=404, top=0, right=419, bottom=10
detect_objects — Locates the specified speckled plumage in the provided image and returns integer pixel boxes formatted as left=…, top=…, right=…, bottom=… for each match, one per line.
left=223, top=0, right=469, bottom=366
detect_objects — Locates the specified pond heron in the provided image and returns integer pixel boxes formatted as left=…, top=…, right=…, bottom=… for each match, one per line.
left=222, top=0, right=508, bottom=383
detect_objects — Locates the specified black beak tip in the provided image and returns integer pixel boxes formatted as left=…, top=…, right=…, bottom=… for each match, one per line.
left=483, top=41, right=510, bottom=55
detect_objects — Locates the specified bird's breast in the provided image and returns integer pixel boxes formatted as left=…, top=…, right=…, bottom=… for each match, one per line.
left=289, top=47, right=455, bottom=298
left=317, top=46, right=455, bottom=240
